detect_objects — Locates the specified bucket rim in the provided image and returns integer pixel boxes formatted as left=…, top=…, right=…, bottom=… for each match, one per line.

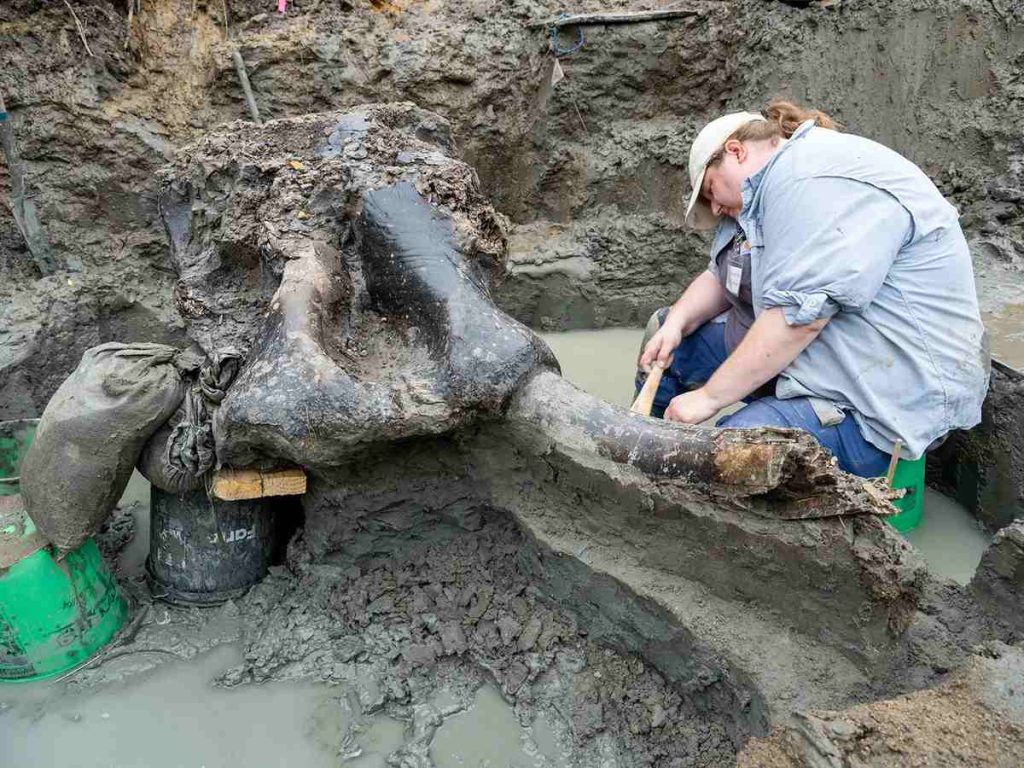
left=144, top=558, right=252, bottom=607
left=0, top=417, right=41, bottom=426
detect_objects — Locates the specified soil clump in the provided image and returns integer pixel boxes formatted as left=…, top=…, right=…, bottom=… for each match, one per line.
left=738, top=644, right=1024, bottom=768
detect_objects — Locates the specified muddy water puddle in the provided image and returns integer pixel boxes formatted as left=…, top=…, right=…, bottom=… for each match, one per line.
left=540, top=329, right=645, bottom=408
left=982, top=303, right=1024, bottom=369
left=0, top=645, right=340, bottom=768
left=540, top=328, right=992, bottom=584
left=906, top=489, right=991, bottom=585
left=430, top=684, right=569, bottom=768
left=0, top=644, right=565, bottom=768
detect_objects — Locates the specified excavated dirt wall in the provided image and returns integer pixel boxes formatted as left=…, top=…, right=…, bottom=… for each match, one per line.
left=4, top=5, right=1024, bottom=763
left=3, top=0, right=1024, bottom=536
left=930, top=361, right=1024, bottom=533
left=5, top=0, right=1024, bottom=413
left=494, top=0, right=1024, bottom=328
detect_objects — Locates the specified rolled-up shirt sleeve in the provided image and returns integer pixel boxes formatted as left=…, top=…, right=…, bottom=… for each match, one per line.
left=759, top=176, right=912, bottom=326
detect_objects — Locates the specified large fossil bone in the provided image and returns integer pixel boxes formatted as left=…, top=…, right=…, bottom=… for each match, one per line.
left=159, top=103, right=891, bottom=514
left=507, top=370, right=894, bottom=518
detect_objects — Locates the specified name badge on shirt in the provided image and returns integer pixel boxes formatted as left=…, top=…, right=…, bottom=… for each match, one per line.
left=726, top=263, right=742, bottom=295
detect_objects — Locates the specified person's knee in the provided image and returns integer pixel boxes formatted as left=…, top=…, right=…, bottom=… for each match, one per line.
left=716, top=399, right=792, bottom=429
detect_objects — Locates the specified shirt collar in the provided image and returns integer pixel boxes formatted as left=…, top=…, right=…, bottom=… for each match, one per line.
left=711, top=216, right=739, bottom=253
left=739, top=119, right=816, bottom=216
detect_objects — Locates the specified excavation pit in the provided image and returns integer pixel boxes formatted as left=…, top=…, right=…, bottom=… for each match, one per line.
left=3, top=1, right=1024, bottom=765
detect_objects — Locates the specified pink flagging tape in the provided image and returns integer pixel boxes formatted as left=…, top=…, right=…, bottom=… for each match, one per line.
left=277, top=0, right=287, bottom=12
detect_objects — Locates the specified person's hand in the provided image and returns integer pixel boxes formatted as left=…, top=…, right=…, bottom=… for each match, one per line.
left=639, top=323, right=683, bottom=372
left=664, top=388, right=720, bottom=424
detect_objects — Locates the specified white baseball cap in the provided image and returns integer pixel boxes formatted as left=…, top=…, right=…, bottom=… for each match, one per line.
left=684, top=111, right=766, bottom=230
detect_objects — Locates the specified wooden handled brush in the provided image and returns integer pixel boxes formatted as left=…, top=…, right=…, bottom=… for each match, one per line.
left=630, top=364, right=665, bottom=416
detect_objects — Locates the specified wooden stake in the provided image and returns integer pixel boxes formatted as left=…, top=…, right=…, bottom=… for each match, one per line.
left=232, top=49, right=262, bottom=123
left=124, top=0, right=133, bottom=50
left=885, top=439, right=903, bottom=486
left=529, top=9, right=701, bottom=29
left=63, top=0, right=96, bottom=57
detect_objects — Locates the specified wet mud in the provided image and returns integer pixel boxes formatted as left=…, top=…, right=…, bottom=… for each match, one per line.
left=739, top=643, right=1024, bottom=768
left=7, top=441, right=1021, bottom=767
left=231, top=513, right=737, bottom=766
left=8, top=489, right=737, bottom=767
left=3, top=1, right=1024, bottom=766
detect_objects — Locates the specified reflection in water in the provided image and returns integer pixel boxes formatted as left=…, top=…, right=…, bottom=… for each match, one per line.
left=541, top=327, right=991, bottom=584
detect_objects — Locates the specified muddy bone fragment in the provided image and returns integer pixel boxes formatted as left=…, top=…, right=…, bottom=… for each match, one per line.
left=360, top=181, right=553, bottom=406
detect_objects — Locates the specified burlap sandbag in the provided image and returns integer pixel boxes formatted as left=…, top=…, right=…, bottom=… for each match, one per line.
left=21, top=342, right=185, bottom=551
left=136, top=351, right=239, bottom=494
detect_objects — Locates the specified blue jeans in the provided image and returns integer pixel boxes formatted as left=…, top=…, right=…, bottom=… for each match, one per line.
left=635, top=319, right=891, bottom=478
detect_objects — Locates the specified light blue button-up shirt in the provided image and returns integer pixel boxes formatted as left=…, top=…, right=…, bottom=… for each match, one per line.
left=719, top=120, right=989, bottom=459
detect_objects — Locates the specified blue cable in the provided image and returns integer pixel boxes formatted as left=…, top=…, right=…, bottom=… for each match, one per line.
left=549, top=14, right=585, bottom=57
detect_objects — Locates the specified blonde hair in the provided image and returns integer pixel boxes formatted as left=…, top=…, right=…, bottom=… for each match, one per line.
left=708, top=101, right=839, bottom=166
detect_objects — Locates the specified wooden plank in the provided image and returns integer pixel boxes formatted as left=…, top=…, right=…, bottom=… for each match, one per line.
left=211, top=467, right=307, bottom=501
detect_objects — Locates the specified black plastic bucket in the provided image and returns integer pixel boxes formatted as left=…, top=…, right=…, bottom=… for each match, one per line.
left=146, top=487, right=280, bottom=605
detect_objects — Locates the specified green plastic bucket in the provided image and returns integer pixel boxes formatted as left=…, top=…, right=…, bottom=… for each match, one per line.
left=0, top=417, right=128, bottom=683
left=0, top=498, right=128, bottom=683
left=887, top=454, right=926, bottom=533
left=0, top=419, right=37, bottom=497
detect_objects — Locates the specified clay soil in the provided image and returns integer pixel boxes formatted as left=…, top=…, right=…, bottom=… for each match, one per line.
left=4, top=1, right=1024, bottom=766
left=740, top=665, right=1024, bottom=767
